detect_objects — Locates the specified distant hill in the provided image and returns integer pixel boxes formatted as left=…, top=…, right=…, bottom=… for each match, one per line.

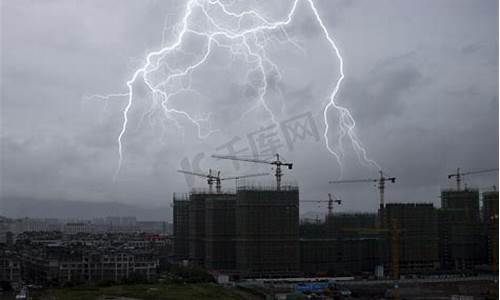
left=0, top=197, right=172, bottom=221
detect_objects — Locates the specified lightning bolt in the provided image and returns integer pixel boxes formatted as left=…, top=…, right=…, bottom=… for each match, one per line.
left=92, top=0, right=379, bottom=180
left=306, top=1, right=380, bottom=175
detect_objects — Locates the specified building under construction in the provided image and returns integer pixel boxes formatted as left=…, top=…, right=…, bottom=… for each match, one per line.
left=172, top=185, right=299, bottom=277
left=380, top=203, right=440, bottom=275
left=439, top=188, right=485, bottom=270
left=173, top=194, right=189, bottom=261
left=235, top=185, right=300, bottom=277
left=325, top=213, right=377, bottom=237
left=299, top=213, right=386, bottom=277
left=204, top=193, right=237, bottom=271
left=184, top=190, right=237, bottom=268
left=188, top=192, right=208, bottom=266
left=172, top=166, right=497, bottom=278
left=482, top=190, right=498, bottom=270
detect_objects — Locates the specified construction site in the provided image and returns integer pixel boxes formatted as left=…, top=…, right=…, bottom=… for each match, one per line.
left=172, top=154, right=498, bottom=297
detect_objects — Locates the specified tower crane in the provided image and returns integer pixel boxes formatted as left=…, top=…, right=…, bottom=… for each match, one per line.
left=301, top=193, right=342, bottom=217
left=329, top=171, right=396, bottom=209
left=177, top=169, right=269, bottom=193
left=447, top=168, right=498, bottom=191
left=211, top=153, right=292, bottom=191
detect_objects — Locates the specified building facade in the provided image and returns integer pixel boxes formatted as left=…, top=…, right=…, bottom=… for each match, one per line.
left=173, top=195, right=190, bottom=261
left=235, top=186, right=300, bottom=277
left=439, top=189, right=485, bottom=270
left=0, top=249, right=21, bottom=288
left=482, top=190, right=498, bottom=270
left=204, top=194, right=237, bottom=270
left=381, top=203, right=440, bottom=275
left=174, top=186, right=300, bottom=277
left=21, top=246, right=159, bottom=286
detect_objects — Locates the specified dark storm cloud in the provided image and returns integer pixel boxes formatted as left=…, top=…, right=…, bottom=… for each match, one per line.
left=340, top=52, right=425, bottom=127
left=1, top=0, right=498, bottom=216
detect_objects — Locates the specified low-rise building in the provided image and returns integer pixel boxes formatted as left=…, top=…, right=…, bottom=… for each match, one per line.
left=0, top=249, right=22, bottom=287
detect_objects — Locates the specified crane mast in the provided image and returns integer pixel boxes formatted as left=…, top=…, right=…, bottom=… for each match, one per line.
left=377, top=171, right=396, bottom=208
left=327, top=193, right=342, bottom=216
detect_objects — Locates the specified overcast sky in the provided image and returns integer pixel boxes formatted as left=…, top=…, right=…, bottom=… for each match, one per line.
left=1, top=0, right=498, bottom=214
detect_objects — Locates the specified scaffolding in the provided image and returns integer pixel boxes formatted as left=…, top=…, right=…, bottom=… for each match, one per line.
left=183, top=191, right=237, bottom=268
left=439, top=189, right=484, bottom=270
left=173, top=194, right=190, bottom=261
left=204, top=194, right=237, bottom=270
left=299, top=213, right=386, bottom=277
left=235, top=188, right=300, bottom=276
left=382, top=203, right=439, bottom=275
left=236, top=183, right=299, bottom=192
left=482, top=190, right=499, bottom=270
left=188, top=193, right=209, bottom=265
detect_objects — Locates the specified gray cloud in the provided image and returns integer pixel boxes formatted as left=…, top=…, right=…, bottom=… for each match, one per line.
left=1, top=0, right=498, bottom=217
left=340, top=53, right=425, bottom=127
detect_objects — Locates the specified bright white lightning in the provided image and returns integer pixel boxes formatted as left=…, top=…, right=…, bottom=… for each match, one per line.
left=95, top=0, right=379, bottom=179
left=306, top=2, right=381, bottom=174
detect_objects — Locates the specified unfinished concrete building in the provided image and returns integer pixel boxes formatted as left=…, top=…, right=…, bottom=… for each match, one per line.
left=482, top=190, right=499, bottom=222
left=298, top=213, right=386, bottom=277
left=174, top=191, right=236, bottom=268
left=174, top=187, right=300, bottom=276
left=174, top=189, right=387, bottom=277
left=175, top=153, right=298, bottom=275
left=439, top=189, right=485, bottom=270
left=325, top=213, right=377, bottom=238
left=204, top=193, right=237, bottom=271
left=300, top=235, right=385, bottom=277
left=381, top=203, right=439, bottom=274
left=482, top=190, right=498, bottom=270
left=235, top=186, right=300, bottom=277
left=173, top=194, right=190, bottom=261
left=441, top=189, right=480, bottom=222
left=188, top=192, right=210, bottom=266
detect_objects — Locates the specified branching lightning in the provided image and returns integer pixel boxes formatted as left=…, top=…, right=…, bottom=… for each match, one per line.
left=92, top=0, right=380, bottom=180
